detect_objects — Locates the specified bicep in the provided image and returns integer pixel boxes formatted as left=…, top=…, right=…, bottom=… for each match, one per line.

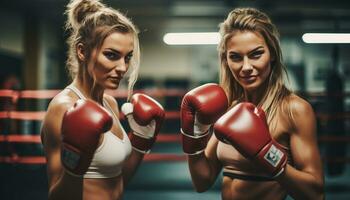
left=42, top=123, right=63, bottom=187
left=41, top=103, right=70, bottom=188
left=290, top=102, right=323, bottom=179
left=205, top=134, right=223, bottom=178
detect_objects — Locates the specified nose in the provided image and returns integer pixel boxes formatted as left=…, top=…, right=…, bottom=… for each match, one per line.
left=241, top=56, right=253, bottom=73
left=115, top=60, right=128, bottom=74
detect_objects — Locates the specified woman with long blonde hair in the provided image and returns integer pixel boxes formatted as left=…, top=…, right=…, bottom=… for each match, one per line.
left=182, top=8, right=324, bottom=200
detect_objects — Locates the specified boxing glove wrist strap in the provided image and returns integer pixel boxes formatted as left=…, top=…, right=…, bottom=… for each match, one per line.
left=61, top=144, right=89, bottom=177
left=129, top=132, right=155, bottom=154
left=64, top=168, right=84, bottom=178
left=181, top=128, right=212, bottom=155
left=272, top=166, right=286, bottom=179
left=180, top=128, right=211, bottom=139
left=256, top=141, right=288, bottom=178
left=132, top=130, right=153, bottom=139
left=131, top=146, right=151, bottom=154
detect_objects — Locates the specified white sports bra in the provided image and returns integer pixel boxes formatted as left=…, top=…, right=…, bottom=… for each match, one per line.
left=66, top=85, right=132, bottom=178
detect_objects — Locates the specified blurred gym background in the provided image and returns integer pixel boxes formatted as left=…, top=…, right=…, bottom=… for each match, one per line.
left=0, top=0, right=349, bottom=199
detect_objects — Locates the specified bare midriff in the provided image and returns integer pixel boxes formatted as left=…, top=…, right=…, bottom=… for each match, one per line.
left=221, top=176, right=287, bottom=200
left=83, top=175, right=123, bottom=200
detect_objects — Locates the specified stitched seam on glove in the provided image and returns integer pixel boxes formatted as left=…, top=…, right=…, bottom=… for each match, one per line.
left=180, top=128, right=211, bottom=139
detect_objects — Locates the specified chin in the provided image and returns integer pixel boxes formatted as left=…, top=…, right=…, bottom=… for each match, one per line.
left=241, top=81, right=262, bottom=92
left=104, top=82, right=120, bottom=90
left=107, top=84, right=119, bottom=90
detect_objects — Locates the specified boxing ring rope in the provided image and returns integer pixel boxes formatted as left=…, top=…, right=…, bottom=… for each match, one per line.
left=1, top=133, right=350, bottom=164
left=0, top=111, right=180, bottom=121
left=0, top=89, right=349, bottom=165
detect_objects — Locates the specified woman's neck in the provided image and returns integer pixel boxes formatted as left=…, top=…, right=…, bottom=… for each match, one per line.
left=71, top=76, right=104, bottom=104
left=243, top=81, right=269, bottom=105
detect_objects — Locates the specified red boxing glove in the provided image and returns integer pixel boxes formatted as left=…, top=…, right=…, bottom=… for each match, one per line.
left=181, top=83, right=228, bottom=155
left=122, top=93, right=165, bottom=154
left=61, top=99, right=113, bottom=176
left=214, top=102, right=287, bottom=178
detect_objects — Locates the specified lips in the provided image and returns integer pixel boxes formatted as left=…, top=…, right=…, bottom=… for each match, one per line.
left=240, top=75, right=257, bottom=79
left=108, top=76, right=122, bottom=82
left=240, top=75, right=257, bottom=83
left=109, top=76, right=122, bottom=79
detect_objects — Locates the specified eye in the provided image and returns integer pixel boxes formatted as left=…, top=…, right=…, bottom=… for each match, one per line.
left=125, top=54, right=133, bottom=64
left=229, top=53, right=242, bottom=62
left=103, top=51, right=120, bottom=60
left=249, top=50, right=264, bottom=59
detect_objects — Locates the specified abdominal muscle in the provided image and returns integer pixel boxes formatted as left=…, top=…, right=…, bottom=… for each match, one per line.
left=83, top=174, right=123, bottom=200
left=221, top=176, right=287, bottom=200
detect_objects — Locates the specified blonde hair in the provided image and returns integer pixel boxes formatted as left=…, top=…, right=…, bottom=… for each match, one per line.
left=65, top=0, right=140, bottom=99
left=218, top=8, right=291, bottom=125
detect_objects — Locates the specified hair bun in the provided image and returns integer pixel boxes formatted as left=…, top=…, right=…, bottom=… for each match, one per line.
left=65, top=0, right=105, bottom=30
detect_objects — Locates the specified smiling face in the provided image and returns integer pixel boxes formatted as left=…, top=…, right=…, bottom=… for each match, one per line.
left=226, top=31, right=272, bottom=93
left=87, top=31, right=134, bottom=89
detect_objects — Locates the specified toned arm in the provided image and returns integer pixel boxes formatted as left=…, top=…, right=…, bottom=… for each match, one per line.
left=188, top=134, right=223, bottom=192
left=276, top=97, right=324, bottom=199
left=41, top=97, right=83, bottom=200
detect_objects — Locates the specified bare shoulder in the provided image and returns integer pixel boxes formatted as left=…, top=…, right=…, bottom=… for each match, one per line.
left=47, top=93, right=75, bottom=115
left=41, top=90, right=77, bottom=146
left=284, top=94, right=316, bottom=134
left=45, top=90, right=77, bottom=121
left=286, top=94, right=315, bottom=117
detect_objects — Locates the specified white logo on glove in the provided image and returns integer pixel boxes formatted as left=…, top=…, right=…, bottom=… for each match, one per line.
left=264, top=144, right=283, bottom=167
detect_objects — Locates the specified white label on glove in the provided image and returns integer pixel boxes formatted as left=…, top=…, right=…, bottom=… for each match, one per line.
left=264, top=144, right=283, bottom=167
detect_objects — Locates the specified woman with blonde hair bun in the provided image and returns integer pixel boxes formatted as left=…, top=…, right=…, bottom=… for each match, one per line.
left=41, top=0, right=165, bottom=199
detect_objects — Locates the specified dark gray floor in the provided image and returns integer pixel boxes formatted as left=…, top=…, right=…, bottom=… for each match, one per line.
left=124, top=190, right=221, bottom=200
left=1, top=162, right=350, bottom=200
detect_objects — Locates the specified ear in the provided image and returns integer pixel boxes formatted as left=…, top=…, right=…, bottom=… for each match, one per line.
left=77, top=43, right=85, bottom=61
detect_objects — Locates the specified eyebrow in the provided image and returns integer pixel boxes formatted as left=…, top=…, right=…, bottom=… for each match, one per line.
left=105, top=48, right=133, bottom=55
left=229, top=46, right=264, bottom=55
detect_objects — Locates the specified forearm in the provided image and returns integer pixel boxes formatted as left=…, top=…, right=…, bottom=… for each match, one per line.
left=276, top=165, right=324, bottom=200
left=48, top=172, right=83, bottom=200
left=188, top=152, right=218, bottom=192
left=122, top=149, right=144, bottom=185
